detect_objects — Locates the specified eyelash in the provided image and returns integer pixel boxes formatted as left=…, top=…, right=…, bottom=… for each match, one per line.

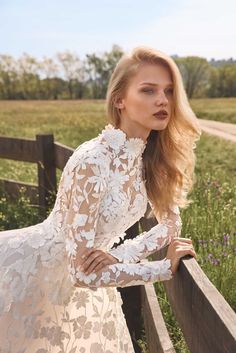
left=142, top=88, right=173, bottom=94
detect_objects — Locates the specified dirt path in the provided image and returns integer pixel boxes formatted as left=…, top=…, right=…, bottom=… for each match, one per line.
left=199, top=119, right=236, bottom=143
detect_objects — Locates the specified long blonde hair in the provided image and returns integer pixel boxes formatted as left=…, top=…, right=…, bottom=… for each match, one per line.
left=105, top=46, right=202, bottom=220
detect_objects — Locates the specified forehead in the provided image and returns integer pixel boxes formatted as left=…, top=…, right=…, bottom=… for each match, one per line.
left=129, top=63, right=173, bottom=86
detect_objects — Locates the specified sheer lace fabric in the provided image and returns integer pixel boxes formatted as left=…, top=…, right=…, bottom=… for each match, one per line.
left=0, top=123, right=182, bottom=353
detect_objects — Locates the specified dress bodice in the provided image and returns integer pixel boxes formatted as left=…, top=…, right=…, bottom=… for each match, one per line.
left=45, top=123, right=148, bottom=250
left=41, top=123, right=181, bottom=288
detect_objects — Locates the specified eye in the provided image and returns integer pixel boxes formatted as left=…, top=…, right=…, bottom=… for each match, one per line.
left=165, top=88, right=173, bottom=95
left=142, top=88, right=154, bottom=94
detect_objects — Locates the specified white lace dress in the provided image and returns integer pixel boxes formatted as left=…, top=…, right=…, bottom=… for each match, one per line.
left=0, top=124, right=182, bottom=353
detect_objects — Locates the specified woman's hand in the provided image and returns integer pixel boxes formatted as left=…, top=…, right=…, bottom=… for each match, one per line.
left=80, top=248, right=118, bottom=275
left=166, top=237, right=197, bottom=275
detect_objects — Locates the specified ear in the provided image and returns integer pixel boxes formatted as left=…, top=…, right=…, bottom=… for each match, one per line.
left=113, top=97, right=125, bottom=109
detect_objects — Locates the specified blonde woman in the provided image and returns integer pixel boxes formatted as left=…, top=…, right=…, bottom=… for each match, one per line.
left=0, top=46, right=201, bottom=352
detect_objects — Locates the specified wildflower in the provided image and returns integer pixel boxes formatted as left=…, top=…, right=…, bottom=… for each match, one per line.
left=213, top=259, right=220, bottom=266
left=223, top=234, right=230, bottom=242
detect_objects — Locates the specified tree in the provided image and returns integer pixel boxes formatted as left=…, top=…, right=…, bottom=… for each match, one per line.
left=175, top=56, right=211, bottom=98
left=85, top=44, right=124, bottom=99
left=39, top=57, right=60, bottom=99
left=18, top=53, right=41, bottom=99
left=56, top=51, right=85, bottom=99
left=0, top=55, right=18, bottom=99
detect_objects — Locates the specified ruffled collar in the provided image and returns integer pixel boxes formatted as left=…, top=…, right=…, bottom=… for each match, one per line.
left=100, top=123, right=147, bottom=158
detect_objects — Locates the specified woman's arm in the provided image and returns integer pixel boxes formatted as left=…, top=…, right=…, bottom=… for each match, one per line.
left=107, top=202, right=182, bottom=263
left=62, top=158, right=173, bottom=289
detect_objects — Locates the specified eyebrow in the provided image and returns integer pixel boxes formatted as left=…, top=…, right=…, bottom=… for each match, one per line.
left=140, top=82, right=173, bottom=87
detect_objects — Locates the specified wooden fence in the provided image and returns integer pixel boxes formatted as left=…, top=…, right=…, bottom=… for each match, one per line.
left=0, top=133, right=74, bottom=219
left=0, top=133, right=236, bottom=353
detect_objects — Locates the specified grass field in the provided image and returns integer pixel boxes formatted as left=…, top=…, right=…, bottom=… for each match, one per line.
left=0, top=99, right=235, bottom=353
left=190, top=97, right=236, bottom=124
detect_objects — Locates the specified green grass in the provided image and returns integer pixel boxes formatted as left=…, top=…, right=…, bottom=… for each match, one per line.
left=0, top=99, right=235, bottom=353
left=154, top=133, right=236, bottom=353
left=190, top=97, right=236, bottom=124
left=0, top=100, right=107, bottom=184
left=0, top=98, right=235, bottom=183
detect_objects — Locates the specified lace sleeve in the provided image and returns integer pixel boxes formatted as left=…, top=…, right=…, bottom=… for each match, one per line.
left=107, top=200, right=182, bottom=263
left=62, top=159, right=173, bottom=289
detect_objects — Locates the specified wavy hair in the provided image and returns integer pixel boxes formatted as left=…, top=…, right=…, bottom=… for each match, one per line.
left=105, top=46, right=202, bottom=220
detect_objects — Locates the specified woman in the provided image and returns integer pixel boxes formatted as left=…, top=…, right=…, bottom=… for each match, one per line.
left=0, top=46, right=201, bottom=353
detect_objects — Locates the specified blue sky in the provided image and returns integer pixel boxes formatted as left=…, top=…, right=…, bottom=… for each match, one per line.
left=0, top=0, right=235, bottom=60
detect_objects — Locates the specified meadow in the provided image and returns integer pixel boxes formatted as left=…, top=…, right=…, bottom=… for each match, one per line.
left=0, top=99, right=235, bottom=353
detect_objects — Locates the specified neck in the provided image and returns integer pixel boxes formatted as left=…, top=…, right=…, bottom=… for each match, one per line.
left=118, top=119, right=150, bottom=143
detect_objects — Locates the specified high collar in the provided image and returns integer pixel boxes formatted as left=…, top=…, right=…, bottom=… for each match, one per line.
left=100, top=123, right=147, bottom=158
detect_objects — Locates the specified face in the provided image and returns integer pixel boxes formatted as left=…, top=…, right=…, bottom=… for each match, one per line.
left=116, top=63, right=174, bottom=141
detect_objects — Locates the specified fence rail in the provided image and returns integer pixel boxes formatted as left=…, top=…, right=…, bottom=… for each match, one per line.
left=1, top=133, right=236, bottom=353
left=140, top=216, right=236, bottom=353
left=0, top=134, right=73, bottom=218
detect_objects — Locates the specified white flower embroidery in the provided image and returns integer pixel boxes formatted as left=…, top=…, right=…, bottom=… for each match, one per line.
left=100, top=271, right=111, bottom=284
left=0, top=122, right=182, bottom=351
left=63, top=171, right=74, bottom=191
left=125, top=139, right=146, bottom=156
left=27, top=231, right=46, bottom=249
left=101, top=124, right=126, bottom=150
left=72, top=213, right=88, bottom=227
left=75, top=268, right=97, bottom=284
left=65, top=237, right=77, bottom=257
left=75, top=229, right=95, bottom=243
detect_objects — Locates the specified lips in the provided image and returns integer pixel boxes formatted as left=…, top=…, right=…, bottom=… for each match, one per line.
left=153, top=110, right=168, bottom=119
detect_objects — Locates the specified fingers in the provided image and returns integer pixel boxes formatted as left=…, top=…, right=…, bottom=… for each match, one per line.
left=176, top=245, right=197, bottom=259
left=172, top=237, right=192, bottom=244
left=83, top=256, right=106, bottom=274
left=80, top=250, right=102, bottom=272
left=81, top=248, right=96, bottom=261
left=89, top=259, right=110, bottom=274
left=80, top=250, right=116, bottom=275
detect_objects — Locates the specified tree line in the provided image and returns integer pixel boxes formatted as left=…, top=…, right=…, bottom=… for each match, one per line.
left=0, top=44, right=235, bottom=100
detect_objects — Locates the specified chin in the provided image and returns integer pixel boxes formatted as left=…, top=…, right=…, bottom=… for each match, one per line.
left=153, top=121, right=169, bottom=130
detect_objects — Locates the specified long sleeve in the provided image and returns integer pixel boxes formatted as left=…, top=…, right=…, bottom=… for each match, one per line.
left=62, top=158, right=173, bottom=289
left=107, top=202, right=182, bottom=263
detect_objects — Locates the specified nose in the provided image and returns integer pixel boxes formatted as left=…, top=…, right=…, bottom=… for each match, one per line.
left=156, top=91, right=168, bottom=106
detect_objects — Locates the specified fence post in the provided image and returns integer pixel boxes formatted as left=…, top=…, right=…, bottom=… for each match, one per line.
left=36, top=134, right=57, bottom=219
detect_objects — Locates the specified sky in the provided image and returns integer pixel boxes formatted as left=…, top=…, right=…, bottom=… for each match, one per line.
left=0, top=0, right=235, bottom=61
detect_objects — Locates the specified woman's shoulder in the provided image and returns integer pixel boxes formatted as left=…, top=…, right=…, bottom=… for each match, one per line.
left=64, top=135, right=112, bottom=174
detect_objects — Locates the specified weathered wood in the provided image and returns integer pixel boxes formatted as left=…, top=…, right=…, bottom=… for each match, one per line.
left=0, top=136, right=74, bottom=169
left=140, top=211, right=236, bottom=353
left=36, top=134, right=57, bottom=218
left=0, top=178, right=38, bottom=203
left=141, top=283, right=176, bottom=353
left=0, top=135, right=74, bottom=216
left=0, top=136, right=37, bottom=162
left=54, top=141, right=74, bottom=170
left=161, top=255, right=236, bottom=353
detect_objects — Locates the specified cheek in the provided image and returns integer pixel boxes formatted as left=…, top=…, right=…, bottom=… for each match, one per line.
left=128, top=94, right=149, bottom=112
